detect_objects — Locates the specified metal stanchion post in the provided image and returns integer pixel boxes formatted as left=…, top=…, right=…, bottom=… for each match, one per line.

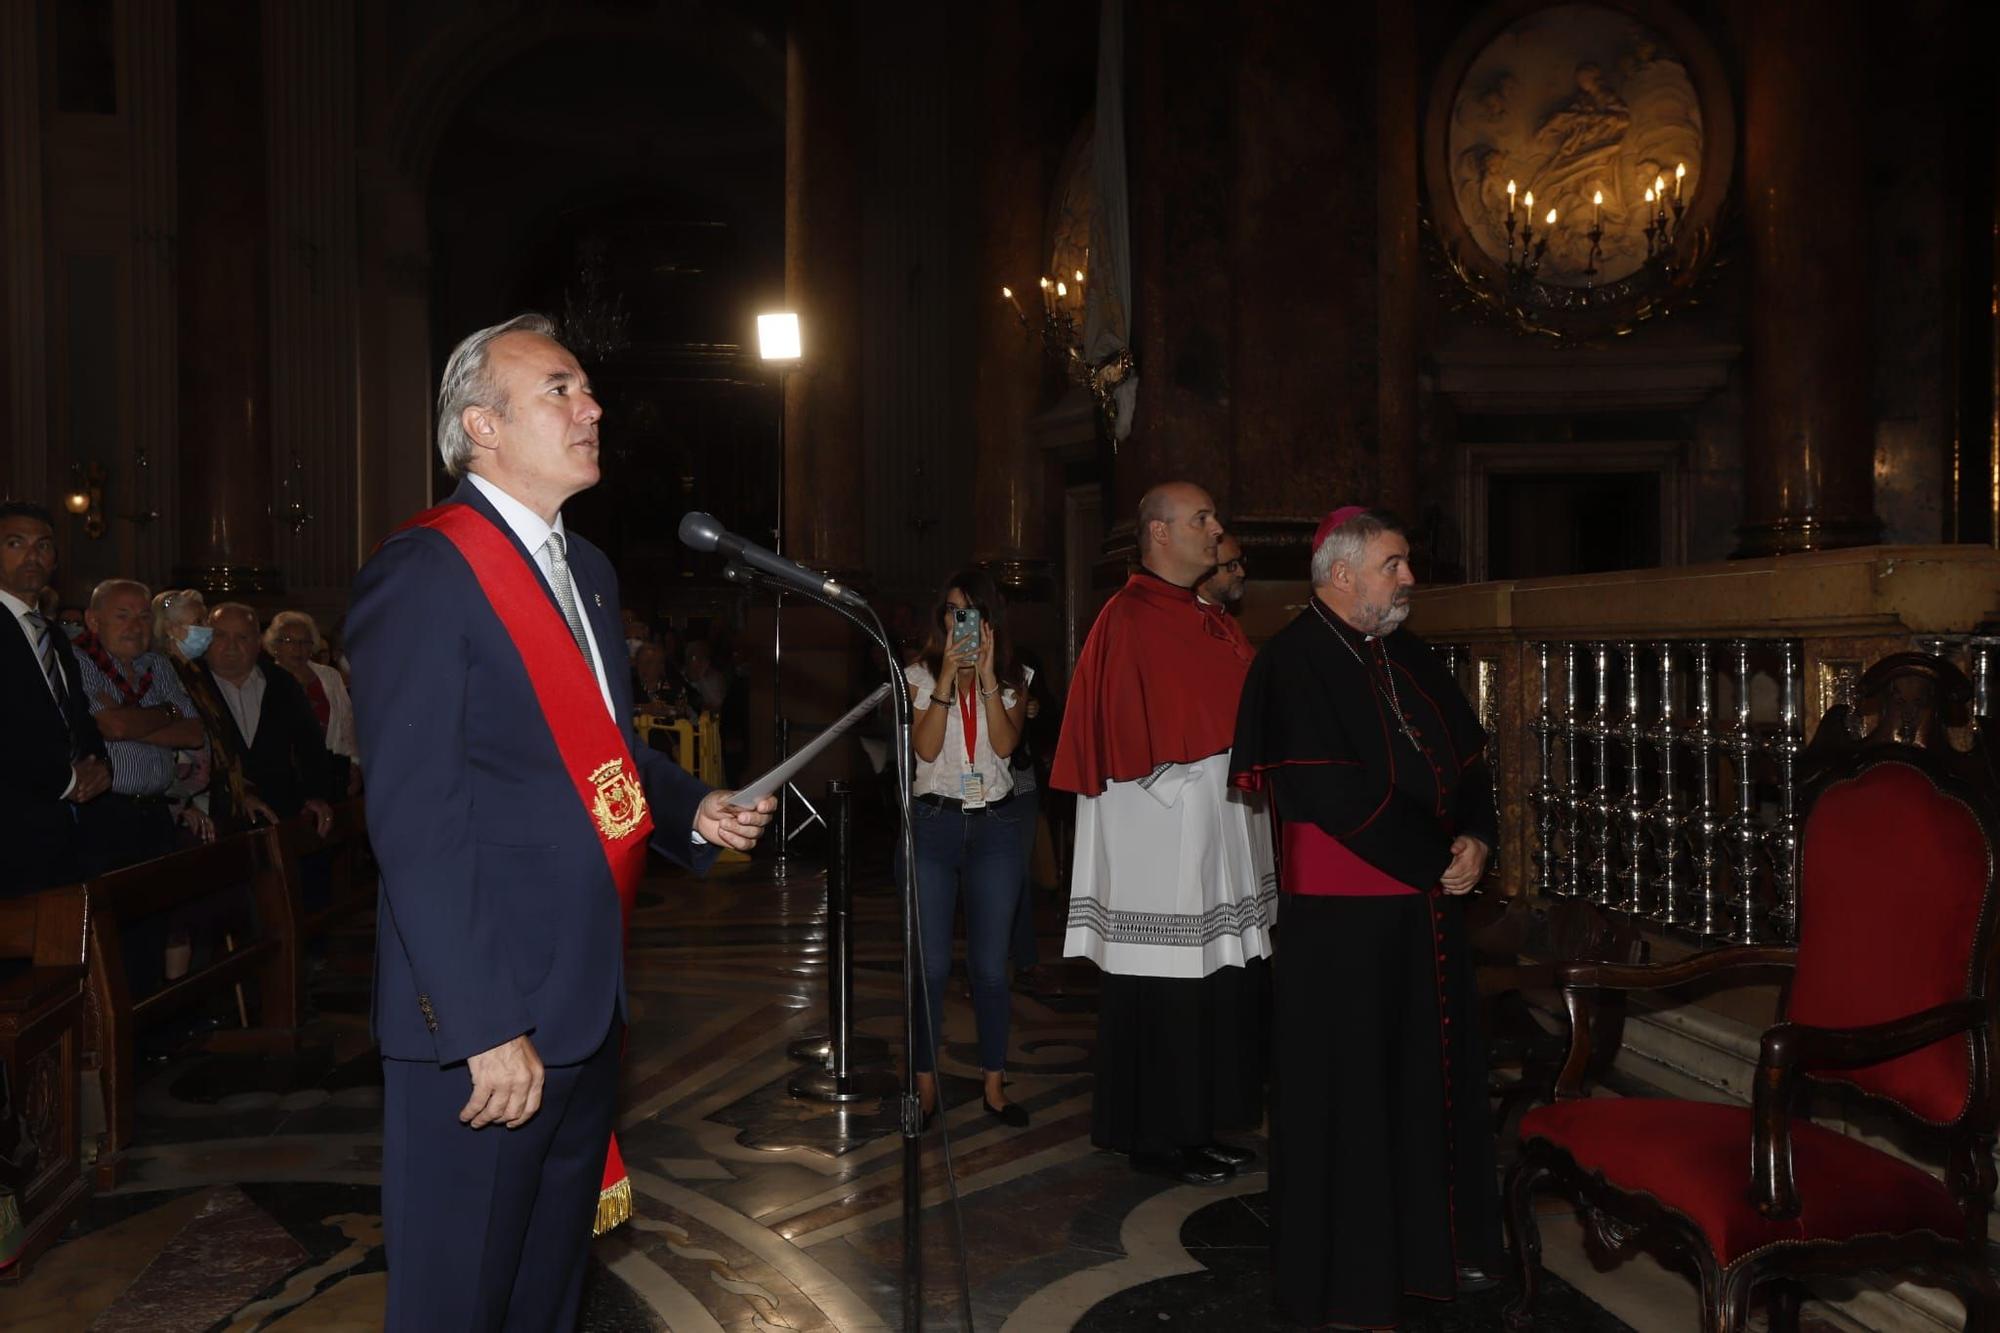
left=790, top=782, right=897, bottom=1102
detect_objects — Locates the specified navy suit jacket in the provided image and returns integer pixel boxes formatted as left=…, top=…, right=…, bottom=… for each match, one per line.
left=347, top=479, right=715, bottom=1066
left=0, top=613, right=106, bottom=895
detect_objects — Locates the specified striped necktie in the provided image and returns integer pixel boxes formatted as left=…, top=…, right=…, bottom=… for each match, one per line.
left=22, top=609, right=67, bottom=708
left=543, top=531, right=596, bottom=669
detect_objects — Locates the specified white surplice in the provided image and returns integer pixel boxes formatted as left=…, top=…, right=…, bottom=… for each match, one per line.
left=1063, top=750, right=1276, bottom=979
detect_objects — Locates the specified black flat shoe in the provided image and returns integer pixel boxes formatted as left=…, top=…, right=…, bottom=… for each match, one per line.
left=1130, top=1149, right=1229, bottom=1186
left=1456, top=1264, right=1502, bottom=1293
left=1183, top=1145, right=1241, bottom=1176
left=1201, top=1140, right=1255, bottom=1169
left=983, top=1098, right=1030, bottom=1128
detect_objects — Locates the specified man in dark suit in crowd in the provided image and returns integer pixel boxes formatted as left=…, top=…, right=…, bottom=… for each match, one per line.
left=199, top=602, right=338, bottom=837
left=346, top=313, right=775, bottom=1330
left=0, top=501, right=111, bottom=896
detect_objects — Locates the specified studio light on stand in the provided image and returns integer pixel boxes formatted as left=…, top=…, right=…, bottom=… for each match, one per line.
left=758, top=312, right=814, bottom=878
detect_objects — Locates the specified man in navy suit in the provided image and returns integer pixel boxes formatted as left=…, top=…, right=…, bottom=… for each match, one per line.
left=0, top=502, right=112, bottom=897
left=347, top=314, right=775, bottom=1330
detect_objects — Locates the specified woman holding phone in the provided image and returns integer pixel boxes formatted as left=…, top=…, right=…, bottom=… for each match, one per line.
left=904, top=569, right=1033, bottom=1128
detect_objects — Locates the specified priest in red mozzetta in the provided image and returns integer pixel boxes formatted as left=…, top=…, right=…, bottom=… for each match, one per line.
left=1229, top=506, right=1502, bottom=1330
left=345, top=314, right=775, bottom=1330
left=1052, top=481, right=1275, bottom=1187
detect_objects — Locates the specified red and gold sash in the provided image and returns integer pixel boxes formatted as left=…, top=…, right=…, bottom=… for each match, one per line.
left=405, top=501, right=651, bottom=1235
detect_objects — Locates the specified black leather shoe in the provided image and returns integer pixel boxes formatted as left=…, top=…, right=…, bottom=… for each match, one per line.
left=1201, top=1141, right=1255, bottom=1170
left=1130, top=1149, right=1229, bottom=1186
left=983, top=1098, right=1030, bottom=1128
left=1456, top=1264, right=1502, bottom=1293
left=1184, top=1145, right=1241, bottom=1176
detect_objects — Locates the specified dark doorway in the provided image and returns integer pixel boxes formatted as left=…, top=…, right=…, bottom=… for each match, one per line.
left=1486, top=472, right=1660, bottom=580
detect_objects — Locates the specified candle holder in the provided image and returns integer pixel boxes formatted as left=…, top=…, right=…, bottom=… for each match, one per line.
left=1002, top=275, right=1134, bottom=446
left=1501, top=208, right=1550, bottom=299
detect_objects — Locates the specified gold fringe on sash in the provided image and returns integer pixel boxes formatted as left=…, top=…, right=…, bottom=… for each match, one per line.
left=593, top=1177, right=633, bottom=1236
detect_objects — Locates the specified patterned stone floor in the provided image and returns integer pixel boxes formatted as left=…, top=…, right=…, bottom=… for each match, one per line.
left=0, top=851, right=1792, bottom=1330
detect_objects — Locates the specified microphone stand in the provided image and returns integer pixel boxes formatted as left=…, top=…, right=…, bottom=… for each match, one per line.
left=721, top=564, right=971, bottom=1333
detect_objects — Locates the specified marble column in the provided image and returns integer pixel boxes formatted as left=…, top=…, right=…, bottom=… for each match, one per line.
left=1117, top=3, right=1232, bottom=560
left=264, top=0, right=359, bottom=603
left=970, top=2, right=1053, bottom=599
left=1375, top=0, right=1420, bottom=523
left=1226, top=0, right=1376, bottom=575
left=126, top=0, right=178, bottom=582
left=1, top=0, right=47, bottom=505
left=1738, top=0, right=1880, bottom=554
left=176, top=0, right=280, bottom=593
left=783, top=0, right=865, bottom=576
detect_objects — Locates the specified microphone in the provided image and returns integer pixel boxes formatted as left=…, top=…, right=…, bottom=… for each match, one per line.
left=679, top=512, right=867, bottom=609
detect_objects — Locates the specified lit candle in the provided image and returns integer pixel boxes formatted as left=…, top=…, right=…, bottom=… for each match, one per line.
left=1507, top=178, right=1517, bottom=211
left=1654, top=175, right=1666, bottom=201
left=1055, top=280, right=1068, bottom=300
left=1545, top=207, right=1557, bottom=227
left=1001, top=285, right=1024, bottom=319
left=1593, top=189, right=1603, bottom=224
left=1675, top=162, right=1686, bottom=201
left=1073, top=269, right=1085, bottom=284
left=1523, top=189, right=1534, bottom=213
left=1644, top=186, right=1655, bottom=205
left=1039, top=275, right=1054, bottom=314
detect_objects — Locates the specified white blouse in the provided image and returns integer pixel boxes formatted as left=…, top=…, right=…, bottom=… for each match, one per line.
left=905, top=661, right=1032, bottom=802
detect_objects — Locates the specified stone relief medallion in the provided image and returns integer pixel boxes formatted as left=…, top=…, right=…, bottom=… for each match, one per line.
left=1423, top=0, right=1735, bottom=340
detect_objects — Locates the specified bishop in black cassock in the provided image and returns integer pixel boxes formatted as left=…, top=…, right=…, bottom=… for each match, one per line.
left=1230, top=506, right=1502, bottom=1330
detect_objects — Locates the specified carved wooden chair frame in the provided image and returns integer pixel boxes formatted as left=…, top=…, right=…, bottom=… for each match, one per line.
left=1504, top=653, right=2000, bottom=1333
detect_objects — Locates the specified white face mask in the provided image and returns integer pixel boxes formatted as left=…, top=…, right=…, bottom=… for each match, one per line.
left=626, top=637, right=645, bottom=654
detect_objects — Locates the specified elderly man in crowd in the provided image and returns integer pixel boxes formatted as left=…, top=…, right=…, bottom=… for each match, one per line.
left=0, top=501, right=109, bottom=895
left=73, top=578, right=211, bottom=869
left=1231, top=506, right=1503, bottom=1328
left=200, top=602, right=337, bottom=836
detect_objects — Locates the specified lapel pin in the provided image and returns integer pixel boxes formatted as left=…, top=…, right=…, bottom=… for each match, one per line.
left=593, top=593, right=603, bottom=607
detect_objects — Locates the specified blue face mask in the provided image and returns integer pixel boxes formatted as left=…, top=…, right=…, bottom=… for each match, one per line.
left=59, top=622, right=84, bottom=641
left=179, top=624, right=214, bottom=659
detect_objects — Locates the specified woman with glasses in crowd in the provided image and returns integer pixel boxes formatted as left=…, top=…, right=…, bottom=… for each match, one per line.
left=264, top=610, right=360, bottom=794
left=903, top=569, right=1034, bottom=1129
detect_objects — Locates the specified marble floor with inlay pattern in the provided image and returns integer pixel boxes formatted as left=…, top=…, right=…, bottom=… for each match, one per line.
left=0, top=853, right=1849, bottom=1331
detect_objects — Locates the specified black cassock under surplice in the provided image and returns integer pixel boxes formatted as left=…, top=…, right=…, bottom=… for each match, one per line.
left=1231, top=604, right=1502, bottom=1329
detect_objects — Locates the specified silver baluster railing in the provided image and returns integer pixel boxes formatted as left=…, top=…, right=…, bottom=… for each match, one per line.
left=1687, top=641, right=1728, bottom=939
left=1560, top=642, right=1585, bottom=897
left=1649, top=642, right=1684, bottom=928
left=1617, top=642, right=1648, bottom=914
left=1531, top=642, right=1560, bottom=897
left=1723, top=640, right=1765, bottom=943
left=1765, top=641, right=1804, bottom=941
left=1586, top=643, right=1617, bottom=908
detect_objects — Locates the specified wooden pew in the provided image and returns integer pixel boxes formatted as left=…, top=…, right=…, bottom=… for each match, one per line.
left=280, top=799, right=376, bottom=943
left=83, top=827, right=301, bottom=1187
left=0, top=886, right=91, bottom=1279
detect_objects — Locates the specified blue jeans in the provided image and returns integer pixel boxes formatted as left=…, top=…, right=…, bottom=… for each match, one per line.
left=902, top=794, right=1026, bottom=1073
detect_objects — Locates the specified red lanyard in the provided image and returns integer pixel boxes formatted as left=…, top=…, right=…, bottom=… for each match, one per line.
left=957, top=680, right=979, bottom=763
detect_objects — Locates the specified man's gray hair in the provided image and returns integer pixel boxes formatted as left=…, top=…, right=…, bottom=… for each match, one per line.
left=435, top=313, right=558, bottom=478
left=89, top=578, right=151, bottom=611
left=1310, top=510, right=1407, bottom=587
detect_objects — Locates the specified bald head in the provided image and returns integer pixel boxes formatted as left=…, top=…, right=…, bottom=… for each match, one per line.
left=1136, top=482, right=1223, bottom=586
left=207, top=602, right=262, bottom=684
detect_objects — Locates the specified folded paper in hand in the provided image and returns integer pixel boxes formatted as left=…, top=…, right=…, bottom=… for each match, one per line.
left=726, top=683, right=892, bottom=806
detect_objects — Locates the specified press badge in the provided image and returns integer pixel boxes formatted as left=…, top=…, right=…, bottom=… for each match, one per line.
left=959, top=770, right=988, bottom=809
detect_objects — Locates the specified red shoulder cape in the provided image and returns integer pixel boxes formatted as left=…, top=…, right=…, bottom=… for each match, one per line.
left=1050, top=573, right=1254, bottom=797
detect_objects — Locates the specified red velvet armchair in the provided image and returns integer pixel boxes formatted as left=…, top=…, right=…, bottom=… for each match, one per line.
left=1505, top=654, right=2000, bottom=1332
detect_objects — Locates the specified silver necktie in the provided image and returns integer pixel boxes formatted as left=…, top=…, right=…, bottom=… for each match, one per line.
left=23, top=610, right=67, bottom=706
left=543, top=531, right=596, bottom=669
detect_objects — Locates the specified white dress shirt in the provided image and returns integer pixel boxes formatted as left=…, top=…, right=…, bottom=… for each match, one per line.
left=213, top=667, right=268, bottom=748
left=466, top=472, right=615, bottom=720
